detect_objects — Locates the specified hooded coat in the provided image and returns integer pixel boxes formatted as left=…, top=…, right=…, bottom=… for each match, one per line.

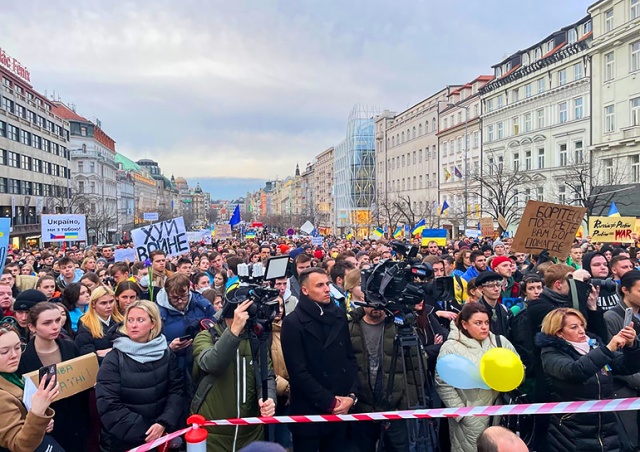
left=535, top=332, right=640, bottom=451
left=582, top=251, right=619, bottom=311
left=435, top=325, right=518, bottom=452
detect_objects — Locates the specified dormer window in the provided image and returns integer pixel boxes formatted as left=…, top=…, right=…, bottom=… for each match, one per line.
left=522, top=53, right=530, bottom=66
left=568, top=29, right=577, bottom=44
left=534, top=48, right=542, bottom=61
left=496, top=67, right=502, bottom=77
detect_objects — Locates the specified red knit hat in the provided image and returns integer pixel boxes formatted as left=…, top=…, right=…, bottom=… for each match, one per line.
left=491, top=255, right=512, bottom=270
left=313, top=249, right=324, bottom=260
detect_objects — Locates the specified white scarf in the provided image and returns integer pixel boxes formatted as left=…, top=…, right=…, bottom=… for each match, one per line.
left=566, top=339, right=590, bottom=355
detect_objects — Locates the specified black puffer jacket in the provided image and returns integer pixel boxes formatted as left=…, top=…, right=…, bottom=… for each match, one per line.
left=96, top=344, right=183, bottom=452
left=74, top=318, right=118, bottom=363
left=535, top=333, right=640, bottom=451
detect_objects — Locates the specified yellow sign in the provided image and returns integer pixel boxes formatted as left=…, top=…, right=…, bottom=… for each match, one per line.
left=588, top=217, right=635, bottom=243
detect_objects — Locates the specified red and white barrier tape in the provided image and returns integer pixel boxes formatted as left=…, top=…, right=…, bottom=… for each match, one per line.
left=128, top=397, right=640, bottom=451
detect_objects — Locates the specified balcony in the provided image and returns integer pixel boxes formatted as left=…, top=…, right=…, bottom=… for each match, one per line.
left=622, top=125, right=640, bottom=141
left=70, top=149, right=117, bottom=166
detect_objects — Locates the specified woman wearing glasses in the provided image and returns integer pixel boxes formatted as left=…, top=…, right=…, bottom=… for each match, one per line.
left=0, top=322, right=60, bottom=452
left=435, top=303, right=519, bottom=452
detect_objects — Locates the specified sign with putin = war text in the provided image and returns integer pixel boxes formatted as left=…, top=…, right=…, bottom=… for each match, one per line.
left=131, top=216, right=190, bottom=261
left=41, top=214, right=87, bottom=242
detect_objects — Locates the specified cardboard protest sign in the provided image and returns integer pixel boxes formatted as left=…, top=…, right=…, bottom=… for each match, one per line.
left=114, top=247, right=136, bottom=262
left=215, top=224, right=232, bottom=239
left=511, top=201, right=586, bottom=258
left=588, top=217, right=635, bottom=243
left=131, top=217, right=189, bottom=261
left=41, top=214, right=87, bottom=242
left=498, top=214, right=508, bottom=231
left=480, top=217, right=494, bottom=237
left=23, top=353, right=99, bottom=403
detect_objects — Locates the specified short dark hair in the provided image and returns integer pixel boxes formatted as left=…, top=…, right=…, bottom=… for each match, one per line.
left=177, top=257, right=192, bottom=267
left=470, top=250, right=484, bottom=263
left=294, top=253, right=312, bottom=265
left=330, top=260, right=352, bottom=283
left=299, top=267, right=327, bottom=287
left=611, top=254, right=631, bottom=269
left=57, top=256, right=73, bottom=267
left=149, top=250, right=166, bottom=261
left=227, top=256, right=243, bottom=276
left=110, top=262, right=129, bottom=277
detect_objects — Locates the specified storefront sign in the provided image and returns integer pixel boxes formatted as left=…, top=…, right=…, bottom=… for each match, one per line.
left=0, top=47, right=31, bottom=83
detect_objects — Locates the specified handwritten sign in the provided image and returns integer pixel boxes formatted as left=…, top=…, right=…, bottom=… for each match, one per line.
left=215, top=224, right=232, bottom=239
left=498, top=214, right=508, bottom=231
left=41, top=214, right=87, bottom=242
left=24, top=353, right=99, bottom=402
left=511, top=201, right=586, bottom=258
left=131, top=217, right=189, bottom=261
left=114, top=247, right=136, bottom=262
left=186, top=230, right=212, bottom=245
left=480, top=217, right=494, bottom=237
left=589, top=216, right=636, bottom=243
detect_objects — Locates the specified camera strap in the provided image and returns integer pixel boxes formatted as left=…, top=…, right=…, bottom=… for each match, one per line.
left=568, top=278, right=580, bottom=311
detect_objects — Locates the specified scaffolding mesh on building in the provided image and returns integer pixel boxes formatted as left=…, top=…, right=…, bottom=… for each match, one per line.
left=334, top=104, right=380, bottom=235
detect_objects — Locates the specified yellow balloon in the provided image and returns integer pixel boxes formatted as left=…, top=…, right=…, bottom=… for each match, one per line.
left=479, top=348, right=524, bottom=392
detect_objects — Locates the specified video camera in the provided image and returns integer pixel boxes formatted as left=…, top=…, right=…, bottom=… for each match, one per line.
left=223, top=255, right=290, bottom=335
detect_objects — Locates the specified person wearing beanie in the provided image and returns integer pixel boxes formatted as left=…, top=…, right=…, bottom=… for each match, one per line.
left=492, top=240, right=506, bottom=256
left=481, top=244, right=493, bottom=258
left=12, top=290, right=48, bottom=342
left=313, top=249, right=324, bottom=260
left=475, top=272, right=511, bottom=338
left=583, top=251, right=619, bottom=311
left=491, top=256, right=521, bottom=310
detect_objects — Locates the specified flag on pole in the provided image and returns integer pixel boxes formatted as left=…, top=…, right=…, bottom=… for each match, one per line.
left=411, top=219, right=426, bottom=236
left=454, top=167, right=463, bottom=178
left=439, top=200, right=450, bottom=215
left=393, top=226, right=403, bottom=238
left=372, top=227, right=384, bottom=238
left=607, top=202, right=621, bottom=217
left=229, top=205, right=241, bottom=227
left=445, top=168, right=452, bottom=181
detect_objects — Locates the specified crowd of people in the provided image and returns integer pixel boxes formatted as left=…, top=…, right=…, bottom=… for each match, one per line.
left=0, top=235, right=639, bottom=451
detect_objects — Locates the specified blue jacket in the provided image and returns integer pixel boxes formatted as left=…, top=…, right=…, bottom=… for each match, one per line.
left=156, top=290, right=215, bottom=373
left=461, top=265, right=480, bottom=282
left=56, top=269, right=84, bottom=290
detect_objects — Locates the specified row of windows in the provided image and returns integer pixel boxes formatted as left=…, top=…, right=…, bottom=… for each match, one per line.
left=0, top=148, right=70, bottom=178
left=485, top=141, right=584, bottom=175
left=0, top=177, right=67, bottom=197
left=603, top=1, right=639, bottom=34
left=389, top=173, right=437, bottom=192
left=0, top=95, right=67, bottom=140
left=603, top=41, right=640, bottom=82
left=0, top=120, right=69, bottom=159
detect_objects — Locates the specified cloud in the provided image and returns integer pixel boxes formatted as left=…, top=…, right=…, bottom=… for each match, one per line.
left=0, top=0, right=593, bottom=195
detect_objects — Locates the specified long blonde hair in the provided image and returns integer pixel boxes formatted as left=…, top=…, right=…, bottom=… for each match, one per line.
left=80, top=286, right=123, bottom=339
left=119, top=300, right=162, bottom=341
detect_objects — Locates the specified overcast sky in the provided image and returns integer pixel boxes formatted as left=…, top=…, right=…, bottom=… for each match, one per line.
left=1, top=0, right=591, bottom=196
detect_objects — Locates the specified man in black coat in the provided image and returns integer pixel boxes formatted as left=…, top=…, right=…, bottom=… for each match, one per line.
left=281, top=268, right=359, bottom=452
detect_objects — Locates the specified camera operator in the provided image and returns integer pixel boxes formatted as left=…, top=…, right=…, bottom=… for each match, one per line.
left=281, top=268, right=358, bottom=451
left=191, top=296, right=276, bottom=451
left=348, top=285, right=414, bottom=451
left=583, top=251, right=619, bottom=311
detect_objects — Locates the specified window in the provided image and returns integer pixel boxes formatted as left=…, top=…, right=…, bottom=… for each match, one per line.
left=401, top=132, right=405, bottom=143
left=525, top=151, right=532, bottom=170
left=524, top=113, right=532, bottom=132
left=525, top=83, right=532, bottom=98
left=90, top=161, right=95, bottom=173
left=537, top=186, right=544, bottom=201
left=497, top=95, right=504, bottom=108
left=9, top=179, right=20, bottom=195
left=568, top=29, right=577, bottom=44
left=604, top=158, right=614, bottom=184
left=443, top=142, right=448, bottom=155
left=474, top=104, right=479, bottom=117
left=584, top=21, right=592, bottom=34
left=574, top=140, right=584, bottom=163
left=574, top=97, right=584, bottom=120
left=20, top=155, right=30, bottom=170
left=402, top=155, right=405, bottom=167
left=488, top=125, right=494, bottom=141
left=457, top=137, right=463, bottom=153
left=6, top=125, right=17, bottom=141
left=560, top=144, right=568, bottom=166
left=538, top=148, right=545, bottom=169
left=34, top=183, right=42, bottom=196
left=605, top=105, right=615, bottom=132
left=7, top=152, right=18, bottom=168
left=559, top=185, right=566, bottom=204
left=513, top=152, right=520, bottom=171
left=513, top=116, right=519, bottom=135
left=473, top=131, right=479, bottom=148
left=604, top=52, right=615, bottom=81
left=487, top=99, right=494, bottom=112
left=419, top=124, right=423, bottom=136
left=605, top=9, right=614, bottom=32
left=419, top=175, right=423, bottom=188
left=413, top=151, right=416, bottom=164
left=42, top=139, right=50, bottom=153
left=512, top=89, right=519, bottom=103
left=488, top=157, right=495, bottom=175
left=574, top=62, right=583, bottom=80
left=559, top=102, right=568, bottom=123
left=559, top=69, right=567, bottom=86
left=443, top=118, right=448, bottom=129
left=631, top=41, right=640, bottom=73
left=522, top=53, right=530, bottom=66
left=535, top=48, right=542, bottom=61
left=497, top=122, right=504, bottom=139
left=31, top=135, right=40, bottom=149
left=632, top=155, right=640, bottom=183
left=418, top=149, right=422, bottom=163
left=0, top=121, right=4, bottom=137
left=78, top=161, right=84, bottom=173
left=412, top=127, right=416, bottom=139
left=449, top=140, right=454, bottom=155
left=457, top=112, right=462, bottom=123
left=632, top=97, right=640, bottom=125
left=392, top=136, right=395, bottom=147
left=19, top=130, right=29, bottom=145
left=1, top=97, right=14, bottom=113
left=537, top=78, right=545, bottom=94
left=498, top=156, right=504, bottom=171
left=632, top=0, right=640, bottom=19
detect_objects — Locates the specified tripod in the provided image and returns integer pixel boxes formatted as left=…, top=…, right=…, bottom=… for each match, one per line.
left=379, top=320, right=439, bottom=452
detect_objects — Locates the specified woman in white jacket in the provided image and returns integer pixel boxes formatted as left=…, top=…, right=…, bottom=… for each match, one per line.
left=435, top=302, right=519, bottom=452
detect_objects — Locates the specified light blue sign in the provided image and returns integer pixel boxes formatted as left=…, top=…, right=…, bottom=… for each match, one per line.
left=0, top=218, right=10, bottom=275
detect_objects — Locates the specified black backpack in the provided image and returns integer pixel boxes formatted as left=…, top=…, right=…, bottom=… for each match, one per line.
left=508, top=305, right=535, bottom=378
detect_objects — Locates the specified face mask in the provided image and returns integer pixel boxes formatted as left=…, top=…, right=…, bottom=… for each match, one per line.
left=331, top=252, right=338, bottom=259
left=196, top=287, right=207, bottom=294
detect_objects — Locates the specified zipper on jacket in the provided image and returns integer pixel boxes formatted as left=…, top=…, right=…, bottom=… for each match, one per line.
left=596, top=372, right=604, bottom=452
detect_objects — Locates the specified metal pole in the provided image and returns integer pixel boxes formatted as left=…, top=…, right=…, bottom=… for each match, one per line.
left=66, top=148, right=70, bottom=213
left=463, top=106, right=469, bottom=232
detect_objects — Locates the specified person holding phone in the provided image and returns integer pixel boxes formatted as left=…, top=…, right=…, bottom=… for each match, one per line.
left=0, top=322, right=60, bottom=452
left=17, top=302, right=90, bottom=452
left=535, top=307, right=640, bottom=451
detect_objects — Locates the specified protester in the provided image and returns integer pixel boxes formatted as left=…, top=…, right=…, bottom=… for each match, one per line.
left=96, top=300, right=183, bottom=452
left=75, top=286, right=123, bottom=360
left=0, top=322, right=60, bottom=452
left=55, top=256, right=83, bottom=291
left=462, top=250, right=487, bottom=282
left=59, top=282, right=92, bottom=332
left=36, top=275, right=57, bottom=301
left=582, top=251, right=619, bottom=311
left=281, top=268, right=358, bottom=451
left=475, top=272, right=511, bottom=338
left=114, top=280, right=141, bottom=314
left=435, top=303, right=518, bottom=452
left=18, top=302, right=90, bottom=452
left=80, top=272, right=102, bottom=294
left=477, top=426, right=528, bottom=452
left=535, top=307, right=640, bottom=451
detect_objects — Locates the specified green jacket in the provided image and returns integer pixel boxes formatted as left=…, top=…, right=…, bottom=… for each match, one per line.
left=348, top=308, right=417, bottom=412
left=191, top=322, right=276, bottom=452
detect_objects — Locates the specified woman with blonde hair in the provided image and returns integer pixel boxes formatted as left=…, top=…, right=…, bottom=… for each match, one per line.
left=74, top=286, right=123, bottom=361
left=81, top=257, right=97, bottom=273
left=535, top=307, right=640, bottom=451
left=96, top=300, right=182, bottom=452
left=343, top=268, right=365, bottom=311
